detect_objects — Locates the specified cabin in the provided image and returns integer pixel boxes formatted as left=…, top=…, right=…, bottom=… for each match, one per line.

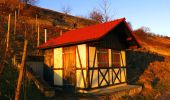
left=38, top=18, right=140, bottom=93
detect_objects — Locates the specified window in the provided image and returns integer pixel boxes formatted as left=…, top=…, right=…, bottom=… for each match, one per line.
left=112, top=50, right=121, bottom=66
left=97, top=48, right=109, bottom=67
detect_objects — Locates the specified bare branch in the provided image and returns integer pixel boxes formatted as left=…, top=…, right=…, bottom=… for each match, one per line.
left=89, top=9, right=103, bottom=22
left=89, top=0, right=114, bottom=22
left=99, top=0, right=111, bottom=22
left=62, top=5, right=72, bottom=14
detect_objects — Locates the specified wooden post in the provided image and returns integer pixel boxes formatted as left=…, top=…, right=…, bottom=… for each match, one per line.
left=37, top=23, right=40, bottom=47
left=44, top=28, right=47, bottom=43
left=24, top=30, right=27, bottom=40
left=18, top=3, right=20, bottom=17
left=7, top=14, right=11, bottom=51
left=35, top=14, right=37, bottom=32
left=15, top=40, right=28, bottom=100
left=14, top=10, right=17, bottom=36
left=60, top=30, right=63, bottom=36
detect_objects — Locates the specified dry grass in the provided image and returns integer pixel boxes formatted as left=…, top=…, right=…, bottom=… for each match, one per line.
left=134, top=29, right=170, bottom=56
left=126, top=29, right=170, bottom=99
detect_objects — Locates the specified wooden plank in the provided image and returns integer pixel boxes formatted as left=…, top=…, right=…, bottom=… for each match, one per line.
left=89, top=66, right=126, bottom=70
left=76, top=68, right=86, bottom=70
left=86, top=44, right=89, bottom=89
left=53, top=68, right=63, bottom=70
left=98, top=69, right=99, bottom=87
left=63, top=46, right=76, bottom=85
left=108, top=69, right=110, bottom=84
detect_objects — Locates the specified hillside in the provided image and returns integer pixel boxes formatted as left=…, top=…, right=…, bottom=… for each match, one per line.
left=0, top=4, right=170, bottom=100
left=0, top=4, right=98, bottom=99
left=134, top=28, right=170, bottom=56
left=125, top=29, right=170, bottom=99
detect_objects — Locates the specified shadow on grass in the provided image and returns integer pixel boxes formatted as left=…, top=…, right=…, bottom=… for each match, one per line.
left=126, top=50, right=164, bottom=84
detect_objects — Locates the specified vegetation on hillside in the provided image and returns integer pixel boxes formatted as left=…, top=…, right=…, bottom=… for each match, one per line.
left=125, top=28, right=170, bottom=99
left=0, top=59, right=51, bottom=100
left=0, top=3, right=98, bottom=99
left=0, top=3, right=170, bottom=100
left=134, top=27, right=170, bottom=56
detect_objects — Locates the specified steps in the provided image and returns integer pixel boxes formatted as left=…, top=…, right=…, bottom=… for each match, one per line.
left=26, top=66, right=55, bottom=97
left=77, top=85, right=142, bottom=100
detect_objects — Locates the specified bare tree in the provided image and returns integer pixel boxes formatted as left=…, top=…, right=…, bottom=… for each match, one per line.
left=99, top=0, right=111, bottom=22
left=21, top=0, right=38, bottom=5
left=89, top=9, right=103, bottom=22
left=89, top=0, right=113, bottom=22
left=62, top=5, right=72, bottom=14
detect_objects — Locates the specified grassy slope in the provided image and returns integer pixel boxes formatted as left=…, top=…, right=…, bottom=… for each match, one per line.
left=0, top=5, right=97, bottom=100
left=134, top=29, right=170, bottom=56
left=0, top=4, right=170, bottom=100
left=0, top=60, right=51, bottom=100
left=126, top=29, right=170, bottom=99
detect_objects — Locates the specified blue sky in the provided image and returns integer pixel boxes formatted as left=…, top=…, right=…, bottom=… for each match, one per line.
left=37, top=0, right=170, bottom=36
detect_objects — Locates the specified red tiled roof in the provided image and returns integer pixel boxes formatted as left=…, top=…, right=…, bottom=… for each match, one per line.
left=38, top=18, right=139, bottom=49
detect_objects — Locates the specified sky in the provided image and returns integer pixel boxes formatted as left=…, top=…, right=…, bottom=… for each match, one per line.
left=37, top=0, right=170, bottom=36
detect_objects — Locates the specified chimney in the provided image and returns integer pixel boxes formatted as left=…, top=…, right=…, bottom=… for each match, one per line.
left=44, top=28, right=47, bottom=43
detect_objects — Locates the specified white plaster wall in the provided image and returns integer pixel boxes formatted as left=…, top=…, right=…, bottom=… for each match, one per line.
left=54, top=70, right=63, bottom=85
left=54, top=48, right=63, bottom=68
left=121, top=68, right=126, bottom=82
left=76, top=70, right=87, bottom=88
left=54, top=48, right=63, bottom=85
left=89, top=70, right=98, bottom=88
left=109, top=70, right=112, bottom=84
left=76, top=44, right=87, bottom=88
left=76, top=44, right=86, bottom=68
left=89, top=46, right=98, bottom=68
left=120, top=51, right=126, bottom=66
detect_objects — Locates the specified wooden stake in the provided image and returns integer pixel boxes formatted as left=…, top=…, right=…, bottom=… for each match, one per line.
left=15, top=40, right=28, bottom=100
left=37, top=23, right=40, bottom=47
left=44, top=28, right=47, bottom=43
left=35, top=14, right=37, bottom=32
left=7, top=14, right=11, bottom=51
left=14, top=10, right=17, bottom=37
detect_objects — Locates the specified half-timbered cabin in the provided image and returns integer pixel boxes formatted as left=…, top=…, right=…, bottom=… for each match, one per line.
left=38, top=18, right=140, bottom=93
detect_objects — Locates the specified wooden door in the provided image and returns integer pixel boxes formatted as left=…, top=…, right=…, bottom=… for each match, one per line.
left=63, top=46, right=76, bottom=87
